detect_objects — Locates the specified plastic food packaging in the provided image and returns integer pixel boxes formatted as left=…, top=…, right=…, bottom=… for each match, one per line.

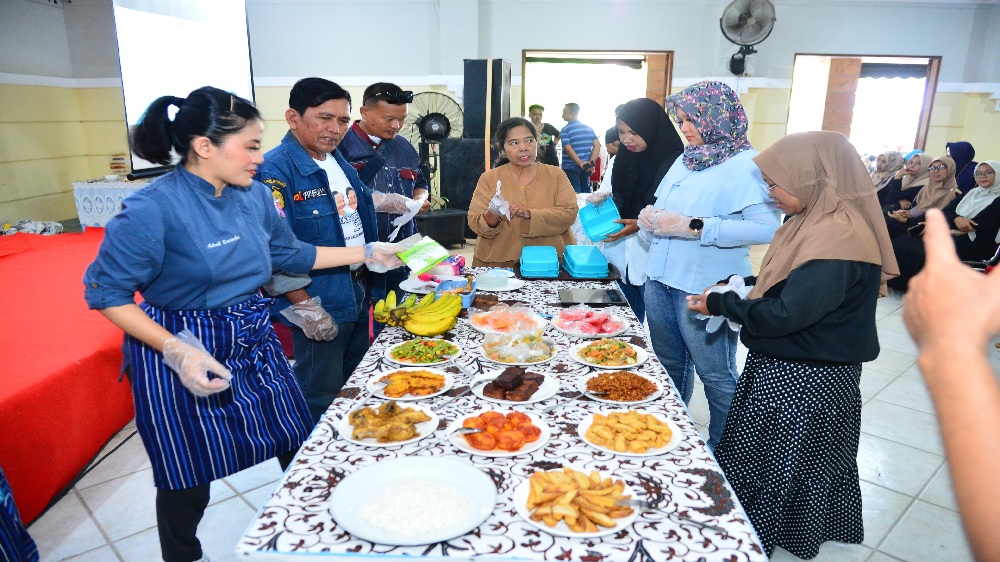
left=482, top=329, right=554, bottom=364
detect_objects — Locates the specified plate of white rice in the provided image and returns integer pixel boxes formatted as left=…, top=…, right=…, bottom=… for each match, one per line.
left=329, top=457, right=497, bottom=545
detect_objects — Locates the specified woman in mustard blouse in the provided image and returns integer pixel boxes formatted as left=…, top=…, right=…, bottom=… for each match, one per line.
left=467, top=117, right=578, bottom=268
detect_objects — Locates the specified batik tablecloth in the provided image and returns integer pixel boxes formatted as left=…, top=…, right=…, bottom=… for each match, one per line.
left=236, top=275, right=766, bottom=561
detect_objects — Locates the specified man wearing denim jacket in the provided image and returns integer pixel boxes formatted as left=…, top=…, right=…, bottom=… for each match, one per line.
left=259, top=78, right=378, bottom=425
left=340, top=83, right=431, bottom=335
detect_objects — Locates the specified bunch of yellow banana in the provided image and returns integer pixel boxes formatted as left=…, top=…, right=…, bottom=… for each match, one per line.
left=372, top=290, right=463, bottom=336
left=400, top=293, right=463, bottom=336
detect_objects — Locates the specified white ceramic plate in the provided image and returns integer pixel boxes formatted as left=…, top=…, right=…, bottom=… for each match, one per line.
left=446, top=410, right=550, bottom=457
left=480, top=343, right=558, bottom=366
left=329, top=457, right=497, bottom=546
left=365, top=367, right=454, bottom=401
left=477, top=278, right=526, bottom=292
left=399, top=275, right=465, bottom=295
left=384, top=339, right=462, bottom=366
left=567, top=340, right=648, bottom=370
left=576, top=371, right=663, bottom=405
left=469, top=371, right=560, bottom=405
left=577, top=410, right=683, bottom=456
left=550, top=312, right=629, bottom=339
left=468, top=311, right=547, bottom=334
left=512, top=467, right=639, bottom=538
left=337, top=404, right=439, bottom=448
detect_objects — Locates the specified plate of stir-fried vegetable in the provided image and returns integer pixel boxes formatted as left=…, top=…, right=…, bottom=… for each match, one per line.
left=385, top=338, right=462, bottom=366
left=568, top=338, right=647, bottom=369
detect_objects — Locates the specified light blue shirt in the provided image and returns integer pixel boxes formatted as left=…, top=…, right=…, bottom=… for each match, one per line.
left=643, top=150, right=781, bottom=294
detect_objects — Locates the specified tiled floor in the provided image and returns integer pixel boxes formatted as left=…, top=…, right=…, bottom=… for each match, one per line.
left=26, top=240, right=999, bottom=561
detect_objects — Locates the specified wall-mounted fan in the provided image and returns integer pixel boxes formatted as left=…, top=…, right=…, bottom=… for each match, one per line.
left=720, top=0, right=776, bottom=75
left=400, top=92, right=464, bottom=208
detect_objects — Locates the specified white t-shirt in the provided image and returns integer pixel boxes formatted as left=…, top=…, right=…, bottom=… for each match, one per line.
left=314, top=156, right=366, bottom=263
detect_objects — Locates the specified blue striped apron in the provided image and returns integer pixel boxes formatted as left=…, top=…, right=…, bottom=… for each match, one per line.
left=0, top=466, right=37, bottom=562
left=127, top=296, right=312, bottom=490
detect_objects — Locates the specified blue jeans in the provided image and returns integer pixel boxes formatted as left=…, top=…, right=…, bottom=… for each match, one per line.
left=290, top=278, right=369, bottom=424
left=564, top=167, right=592, bottom=193
left=645, top=279, right=739, bottom=450
left=617, top=279, right=645, bottom=324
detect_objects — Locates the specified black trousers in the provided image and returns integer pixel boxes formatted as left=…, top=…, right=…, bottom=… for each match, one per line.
left=156, top=450, right=297, bottom=562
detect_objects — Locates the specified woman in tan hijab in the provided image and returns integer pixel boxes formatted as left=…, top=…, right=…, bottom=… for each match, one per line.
left=885, top=155, right=960, bottom=238
left=687, top=131, right=898, bottom=559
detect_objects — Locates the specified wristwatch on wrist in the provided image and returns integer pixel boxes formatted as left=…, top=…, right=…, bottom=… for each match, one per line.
left=688, top=218, right=704, bottom=236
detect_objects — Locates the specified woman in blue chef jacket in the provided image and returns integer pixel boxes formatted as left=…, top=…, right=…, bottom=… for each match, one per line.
left=83, top=87, right=403, bottom=562
left=636, top=81, right=781, bottom=451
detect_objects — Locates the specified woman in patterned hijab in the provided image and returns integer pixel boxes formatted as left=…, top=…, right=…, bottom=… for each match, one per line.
left=665, top=81, right=753, bottom=171
left=636, top=80, right=781, bottom=451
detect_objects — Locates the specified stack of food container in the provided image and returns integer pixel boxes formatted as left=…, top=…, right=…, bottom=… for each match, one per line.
left=563, top=245, right=609, bottom=278
left=519, top=246, right=560, bottom=278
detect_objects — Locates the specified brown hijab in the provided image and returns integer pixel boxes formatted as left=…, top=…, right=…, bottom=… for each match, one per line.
left=913, top=156, right=960, bottom=210
left=749, top=131, right=899, bottom=299
left=901, top=153, right=930, bottom=190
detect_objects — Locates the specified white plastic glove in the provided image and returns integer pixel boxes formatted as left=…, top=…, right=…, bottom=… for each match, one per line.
left=695, top=275, right=752, bottom=332
left=387, top=194, right=428, bottom=240
left=161, top=330, right=233, bottom=397
left=280, top=296, right=338, bottom=341
left=586, top=190, right=611, bottom=205
left=637, top=207, right=696, bottom=238
left=372, top=192, right=416, bottom=215
left=488, top=181, right=511, bottom=220
left=364, top=242, right=406, bottom=273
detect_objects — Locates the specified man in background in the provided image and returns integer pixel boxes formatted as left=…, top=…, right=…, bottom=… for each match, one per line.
left=560, top=102, right=601, bottom=193
left=528, top=104, right=560, bottom=167
left=259, top=77, right=378, bottom=424
left=340, top=83, right=430, bottom=334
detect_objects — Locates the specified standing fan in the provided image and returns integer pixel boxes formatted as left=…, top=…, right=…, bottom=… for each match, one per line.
left=720, top=0, right=776, bottom=75
left=400, top=92, right=464, bottom=208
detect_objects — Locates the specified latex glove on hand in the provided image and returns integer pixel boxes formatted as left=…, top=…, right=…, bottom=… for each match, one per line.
left=162, top=330, right=233, bottom=397
left=637, top=206, right=697, bottom=238
left=688, top=275, right=751, bottom=333
left=280, top=296, right=338, bottom=341
left=488, top=184, right=511, bottom=220
left=364, top=242, right=406, bottom=273
left=586, top=190, right=611, bottom=205
left=372, top=192, right=412, bottom=215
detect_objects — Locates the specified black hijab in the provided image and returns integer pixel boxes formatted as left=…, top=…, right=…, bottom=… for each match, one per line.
left=610, top=98, right=684, bottom=219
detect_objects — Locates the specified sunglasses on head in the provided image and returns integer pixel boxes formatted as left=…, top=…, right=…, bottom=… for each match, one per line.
left=364, top=90, right=414, bottom=105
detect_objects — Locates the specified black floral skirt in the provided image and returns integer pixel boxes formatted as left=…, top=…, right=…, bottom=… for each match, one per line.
left=715, top=352, right=864, bottom=559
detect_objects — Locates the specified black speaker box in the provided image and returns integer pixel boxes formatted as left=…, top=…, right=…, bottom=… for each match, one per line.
left=463, top=59, right=511, bottom=140
left=438, top=137, right=501, bottom=238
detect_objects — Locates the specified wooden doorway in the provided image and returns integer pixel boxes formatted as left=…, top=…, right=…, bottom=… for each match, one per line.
left=787, top=54, right=941, bottom=154
left=520, top=50, right=674, bottom=121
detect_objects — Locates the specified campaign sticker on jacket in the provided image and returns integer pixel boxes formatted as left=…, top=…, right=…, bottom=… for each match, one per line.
left=292, top=187, right=330, bottom=202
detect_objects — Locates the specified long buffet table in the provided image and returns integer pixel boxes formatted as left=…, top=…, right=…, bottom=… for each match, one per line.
left=236, top=273, right=766, bottom=561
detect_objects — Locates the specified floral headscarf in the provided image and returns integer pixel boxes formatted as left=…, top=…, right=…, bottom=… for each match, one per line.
left=665, top=81, right=753, bottom=171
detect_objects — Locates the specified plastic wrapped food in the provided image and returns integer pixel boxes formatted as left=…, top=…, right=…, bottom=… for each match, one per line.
left=482, top=329, right=554, bottom=364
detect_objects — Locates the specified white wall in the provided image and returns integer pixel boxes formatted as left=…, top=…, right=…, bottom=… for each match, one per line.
left=0, top=0, right=72, bottom=77
left=4, top=0, right=998, bottom=85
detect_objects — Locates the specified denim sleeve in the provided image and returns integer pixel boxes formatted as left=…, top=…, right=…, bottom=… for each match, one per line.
left=701, top=201, right=781, bottom=248
left=83, top=193, right=165, bottom=309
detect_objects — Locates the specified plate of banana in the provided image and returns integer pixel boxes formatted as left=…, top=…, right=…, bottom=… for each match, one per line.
left=374, top=290, right=464, bottom=337
left=366, top=367, right=453, bottom=400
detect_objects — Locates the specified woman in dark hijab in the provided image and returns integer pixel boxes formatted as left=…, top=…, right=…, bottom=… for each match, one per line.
left=586, top=97, right=684, bottom=321
left=946, top=141, right=978, bottom=193
left=609, top=98, right=685, bottom=221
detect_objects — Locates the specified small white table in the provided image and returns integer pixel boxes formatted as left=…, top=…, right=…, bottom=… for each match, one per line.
left=72, top=178, right=148, bottom=227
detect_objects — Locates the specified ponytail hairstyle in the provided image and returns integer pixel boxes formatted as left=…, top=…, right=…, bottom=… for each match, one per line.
left=129, top=86, right=262, bottom=166
left=492, top=117, right=538, bottom=167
